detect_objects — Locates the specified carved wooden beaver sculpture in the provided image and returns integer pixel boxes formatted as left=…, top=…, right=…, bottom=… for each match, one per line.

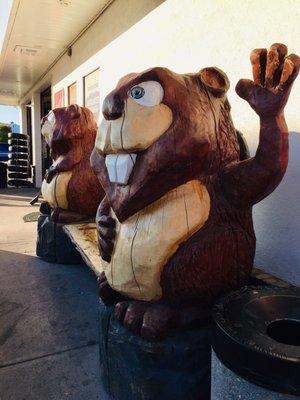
left=41, top=104, right=104, bottom=223
left=91, top=44, right=300, bottom=341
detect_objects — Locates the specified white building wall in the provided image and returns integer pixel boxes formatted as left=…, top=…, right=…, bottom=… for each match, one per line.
left=21, top=0, right=300, bottom=140
left=19, top=105, right=27, bottom=134
left=53, top=0, right=300, bottom=145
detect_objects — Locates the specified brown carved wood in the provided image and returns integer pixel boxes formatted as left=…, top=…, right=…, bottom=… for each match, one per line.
left=41, top=105, right=104, bottom=223
left=91, top=44, right=300, bottom=340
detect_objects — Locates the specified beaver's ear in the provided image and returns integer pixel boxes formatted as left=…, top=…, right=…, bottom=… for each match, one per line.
left=199, top=67, right=230, bottom=97
left=67, top=104, right=81, bottom=119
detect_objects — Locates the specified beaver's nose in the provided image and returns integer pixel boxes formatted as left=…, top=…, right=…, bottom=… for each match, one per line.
left=102, top=92, right=124, bottom=120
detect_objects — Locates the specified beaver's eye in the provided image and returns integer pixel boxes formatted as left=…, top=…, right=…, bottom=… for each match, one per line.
left=130, top=86, right=145, bottom=99
left=128, top=81, right=164, bottom=107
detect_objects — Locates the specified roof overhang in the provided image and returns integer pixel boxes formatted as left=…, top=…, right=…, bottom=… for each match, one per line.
left=0, top=0, right=113, bottom=105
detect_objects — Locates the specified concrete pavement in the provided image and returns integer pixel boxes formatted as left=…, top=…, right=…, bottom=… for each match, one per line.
left=0, top=188, right=101, bottom=400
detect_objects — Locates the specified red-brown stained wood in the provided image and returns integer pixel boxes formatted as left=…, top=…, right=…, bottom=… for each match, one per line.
left=91, top=44, right=300, bottom=340
left=41, top=105, right=104, bottom=223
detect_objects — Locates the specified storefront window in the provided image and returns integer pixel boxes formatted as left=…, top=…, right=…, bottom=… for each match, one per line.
left=53, top=88, right=64, bottom=108
left=68, top=82, right=77, bottom=105
left=84, top=69, right=100, bottom=123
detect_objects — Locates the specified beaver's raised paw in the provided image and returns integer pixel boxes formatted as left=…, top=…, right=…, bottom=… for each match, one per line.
left=236, top=43, right=300, bottom=117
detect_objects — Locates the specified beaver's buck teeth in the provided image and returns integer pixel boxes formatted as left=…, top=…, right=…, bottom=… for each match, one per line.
left=105, top=154, right=137, bottom=185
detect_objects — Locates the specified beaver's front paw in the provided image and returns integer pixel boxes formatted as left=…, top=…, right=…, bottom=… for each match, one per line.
left=236, top=43, right=300, bottom=117
left=45, top=166, right=58, bottom=183
left=50, top=207, right=60, bottom=222
left=96, top=214, right=116, bottom=262
left=97, top=272, right=122, bottom=305
left=40, top=201, right=51, bottom=215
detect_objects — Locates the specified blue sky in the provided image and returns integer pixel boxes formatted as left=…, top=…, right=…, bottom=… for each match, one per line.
left=0, top=0, right=13, bottom=52
left=0, top=105, right=19, bottom=124
left=0, top=1, right=18, bottom=124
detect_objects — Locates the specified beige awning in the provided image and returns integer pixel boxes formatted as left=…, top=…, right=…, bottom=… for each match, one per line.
left=0, top=0, right=113, bottom=105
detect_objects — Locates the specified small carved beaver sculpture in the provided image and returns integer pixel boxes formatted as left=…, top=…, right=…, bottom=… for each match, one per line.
left=91, top=44, right=300, bottom=341
left=41, top=104, right=104, bottom=223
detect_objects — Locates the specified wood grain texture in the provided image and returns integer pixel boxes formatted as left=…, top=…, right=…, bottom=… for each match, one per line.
left=41, top=156, right=72, bottom=209
left=41, top=105, right=105, bottom=223
left=63, top=223, right=102, bottom=275
left=96, top=97, right=173, bottom=153
left=102, top=180, right=210, bottom=301
left=90, top=44, right=299, bottom=338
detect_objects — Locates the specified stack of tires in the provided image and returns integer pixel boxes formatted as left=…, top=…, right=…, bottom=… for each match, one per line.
left=0, top=162, right=7, bottom=188
left=7, top=133, right=32, bottom=187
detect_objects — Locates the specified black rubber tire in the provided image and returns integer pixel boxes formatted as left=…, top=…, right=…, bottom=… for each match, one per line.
left=8, top=172, right=29, bottom=179
left=7, top=159, right=29, bottom=167
left=7, top=165, right=29, bottom=173
left=0, top=162, right=7, bottom=188
left=7, top=179, right=32, bottom=188
left=8, top=138, right=28, bottom=146
left=8, top=153, right=29, bottom=160
left=213, top=286, right=300, bottom=396
left=8, top=133, right=28, bottom=140
left=8, top=145, right=28, bottom=153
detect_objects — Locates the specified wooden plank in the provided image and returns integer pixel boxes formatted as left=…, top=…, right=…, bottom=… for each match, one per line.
left=63, top=223, right=103, bottom=276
